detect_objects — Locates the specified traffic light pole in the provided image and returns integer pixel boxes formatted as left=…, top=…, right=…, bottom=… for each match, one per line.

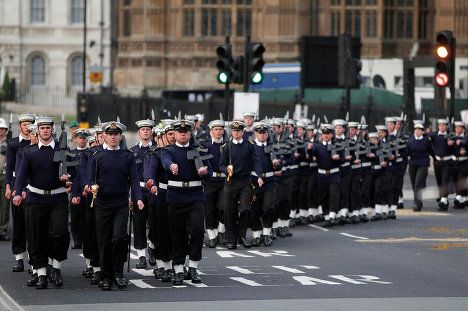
left=243, top=35, right=251, bottom=92
left=449, top=38, right=456, bottom=120
left=224, top=36, right=231, bottom=119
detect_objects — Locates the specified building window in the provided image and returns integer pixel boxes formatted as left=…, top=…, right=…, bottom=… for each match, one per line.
left=123, top=9, right=131, bottom=36
left=405, top=12, right=413, bottom=38
left=384, top=10, right=393, bottom=38
left=330, top=11, right=341, bottom=36
left=30, top=55, right=46, bottom=86
left=69, top=55, right=83, bottom=87
left=221, top=9, right=232, bottom=36
left=366, top=12, right=376, bottom=38
left=71, top=0, right=85, bottom=24
left=331, top=0, right=340, bottom=5
left=345, top=11, right=352, bottom=33
left=202, top=8, right=217, bottom=36
left=354, top=11, right=361, bottom=37
left=30, top=0, right=45, bottom=23
left=418, top=10, right=427, bottom=39
left=397, top=11, right=404, bottom=38
left=236, top=8, right=251, bottom=36
left=237, top=0, right=251, bottom=4
left=183, top=9, right=195, bottom=36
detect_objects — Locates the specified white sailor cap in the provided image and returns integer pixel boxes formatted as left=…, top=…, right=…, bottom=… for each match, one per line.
left=332, top=119, right=347, bottom=127
left=195, top=113, right=204, bottom=122
left=300, top=118, right=312, bottom=125
left=75, top=128, right=90, bottom=137
left=160, top=119, right=173, bottom=126
left=243, top=112, right=256, bottom=118
left=437, top=119, right=448, bottom=124
left=0, top=118, right=8, bottom=129
left=320, top=124, right=334, bottom=134
left=286, top=119, right=296, bottom=126
left=87, top=135, right=97, bottom=144
left=375, top=125, right=388, bottom=132
left=18, top=114, right=36, bottom=123
left=454, top=121, right=465, bottom=128
left=229, top=121, right=246, bottom=130
left=253, top=122, right=269, bottom=132
left=171, top=120, right=194, bottom=132
left=93, top=125, right=103, bottom=134
left=368, top=132, right=379, bottom=139
left=35, top=116, right=54, bottom=126
left=184, top=114, right=198, bottom=122
left=385, top=117, right=397, bottom=123
left=208, top=120, right=225, bottom=129
left=347, top=121, right=359, bottom=128
left=414, top=123, right=424, bottom=129
left=307, top=124, right=316, bottom=130
left=271, top=118, right=283, bottom=126
left=27, top=124, right=37, bottom=135
left=358, top=124, right=368, bottom=130
left=296, top=121, right=307, bottom=129
left=102, top=121, right=126, bottom=133
left=153, top=126, right=165, bottom=136
left=135, top=119, right=155, bottom=129
left=394, top=116, right=403, bottom=122
left=164, top=124, right=174, bottom=133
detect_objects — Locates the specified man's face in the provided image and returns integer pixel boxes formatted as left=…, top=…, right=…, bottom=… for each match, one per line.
left=438, top=123, right=447, bottom=132
left=455, top=126, right=464, bottom=135
left=138, top=127, right=152, bottom=141
left=29, top=133, right=39, bottom=144
left=244, top=116, right=254, bottom=127
left=210, top=127, right=224, bottom=140
left=38, top=125, right=53, bottom=141
left=75, top=135, right=88, bottom=148
left=349, top=128, right=357, bottom=137
left=414, top=128, right=423, bottom=137
left=396, top=122, right=402, bottom=130
left=273, top=125, right=283, bottom=135
left=166, top=131, right=176, bottom=144
left=19, top=121, right=32, bottom=136
left=297, top=127, right=305, bottom=137
left=307, top=129, right=314, bottom=139
left=175, top=130, right=190, bottom=145
left=105, top=132, right=121, bottom=148
left=387, top=122, right=396, bottom=132
left=0, top=128, right=7, bottom=137
left=378, top=131, right=387, bottom=139
left=370, top=137, right=378, bottom=144
left=322, top=132, right=333, bottom=142
left=231, top=129, right=243, bottom=140
left=97, top=133, right=105, bottom=145
left=335, top=126, right=344, bottom=136
left=255, top=131, right=268, bottom=143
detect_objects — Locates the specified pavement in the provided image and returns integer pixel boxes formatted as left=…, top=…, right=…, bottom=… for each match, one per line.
left=0, top=175, right=467, bottom=311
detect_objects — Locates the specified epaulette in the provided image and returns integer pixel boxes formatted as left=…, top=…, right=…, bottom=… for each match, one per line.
left=221, top=143, right=227, bottom=148
left=249, top=140, right=255, bottom=144
left=92, top=149, right=103, bottom=156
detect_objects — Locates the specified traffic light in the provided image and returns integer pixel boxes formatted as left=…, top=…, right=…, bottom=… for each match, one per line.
left=434, top=31, right=454, bottom=88
left=216, top=43, right=233, bottom=84
left=249, top=42, right=265, bottom=84
left=338, top=33, right=362, bottom=88
left=348, top=57, right=362, bottom=88
left=232, top=56, right=245, bottom=84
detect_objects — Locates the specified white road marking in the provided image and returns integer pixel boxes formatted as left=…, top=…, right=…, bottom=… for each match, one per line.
left=183, top=280, right=209, bottom=288
left=226, top=266, right=255, bottom=274
left=309, top=224, right=329, bottom=232
left=339, top=233, right=369, bottom=240
left=351, top=275, right=393, bottom=284
left=247, top=250, right=295, bottom=257
left=328, top=275, right=367, bottom=284
left=216, top=251, right=255, bottom=258
left=129, top=279, right=156, bottom=289
left=132, top=268, right=154, bottom=277
left=230, top=277, right=265, bottom=286
left=293, top=276, right=342, bottom=285
left=299, top=265, right=320, bottom=270
left=272, top=266, right=305, bottom=274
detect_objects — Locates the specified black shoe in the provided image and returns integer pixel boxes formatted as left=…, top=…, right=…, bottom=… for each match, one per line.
left=101, top=279, right=112, bottom=291
left=316, top=215, right=325, bottom=222
left=83, top=267, right=93, bottom=278
left=350, top=216, right=360, bottom=224
left=114, top=277, right=127, bottom=289
left=188, top=267, right=201, bottom=283
left=206, top=238, right=217, bottom=248
left=217, top=232, right=227, bottom=245
left=227, top=242, right=237, bottom=250
left=277, top=227, right=286, bottom=238
left=344, top=216, right=352, bottom=225
left=397, top=203, right=404, bottom=209
left=148, top=248, right=156, bottom=267
left=289, top=219, right=296, bottom=228
left=382, top=212, right=388, bottom=220
left=263, top=235, right=273, bottom=247
left=308, top=215, right=317, bottom=224
left=28, top=267, right=33, bottom=274
left=91, top=271, right=102, bottom=285
left=284, top=227, right=293, bottom=237
left=154, top=267, right=164, bottom=280
left=135, top=256, right=147, bottom=269
left=46, top=264, right=53, bottom=282
left=251, top=237, right=261, bottom=247
left=338, top=216, right=346, bottom=226
left=388, top=210, right=397, bottom=219
left=172, top=272, right=184, bottom=286
left=27, top=273, right=39, bottom=287
left=35, top=275, right=47, bottom=289
left=322, top=220, right=333, bottom=228
left=13, top=259, right=24, bottom=272
left=71, top=243, right=82, bottom=250
left=161, top=269, right=173, bottom=283
left=238, top=237, right=251, bottom=248
left=438, top=203, right=448, bottom=212
left=300, top=216, right=308, bottom=225
left=270, top=228, right=277, bottom=240
left=360, top=215, right=369, bottom=223
left=370, top=213, right=382, bottom=221
left=413, top=205, right=422, bottom=212
left=52, top=268, right=63, bottom=287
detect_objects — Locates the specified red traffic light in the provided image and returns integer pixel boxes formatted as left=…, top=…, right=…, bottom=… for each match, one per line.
left=435, top=73, right=449, bottom=87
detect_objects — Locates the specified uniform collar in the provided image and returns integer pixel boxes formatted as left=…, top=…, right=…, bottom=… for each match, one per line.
left=390, top=130, right=398, bottom=136
left=350, top=135, right=357, bottom=141
left=255, top=139, right=266, bottom=147
left=336, top=134, right=345, bottom=140
left=102, top=143, right=109, bottom=149
left=38, top=139, right=55, bottom=149
left=138, top=141, right=153, bottom=148
left=106, top=144, right=120, bottom=150
left=211, top=137, right=223, bottom=144
left=19, top=134, right=30, bottom=142
left=414, top=135, right=423, bottom=140
left=231, top=138, right=243, bottom=144
left=175, top=142, right=190, bottom=148
left=438, top=131, right=447, bottom=136
left=322, top=140, right=329, bottom=146
left=76, top=146, right=87, bottom=150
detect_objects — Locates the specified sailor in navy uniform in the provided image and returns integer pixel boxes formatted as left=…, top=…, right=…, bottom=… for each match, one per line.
left=333, top=119, right=352, bottom=225
left=357, top=124, right=372, bottom=222
left=242, top=112, right=256, bottom=141
left=306, top=123, right=320, bottom=223
left=386, top=116, right=403, bottom=218
left=89, top=121, right=144, bottom=291
left=451, top=121, right=467, bottom=209
left=129, top=119, right=155, bottom=269
left=5, top=113, right=35, bottom=272
left=394, top=116, right=408, bottom=209
left=161, top=120, right=212, bottom=285
left=428, top=119, right=454, bottom=211
left=407, top=122, right=436, bottom=212
left=13, top=117, right=72, bottom=289
left=311, top=124, right=342, bottom=228
left=220, top=121, right=262, bottom=249
left=200, top=120, right=226, bottom=248
left=347, top=121, right=363, bottom=224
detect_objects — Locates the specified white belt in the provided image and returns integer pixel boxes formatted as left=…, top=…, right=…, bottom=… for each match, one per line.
left=212, top=172, right=226, bottom=178
left=27, top=185, right=66, bottom=196
left=251, top=171, right=275, bottom=178
left=351, top=164, right=361, bottom=169
left=281, top=167, right=288, bottom=171
left=167, top=180, right=202, bottom=188
left=12, top=171, right=15, bottom=177
left=309, top=162, right=317, bottom=167
left=396, top=158, right=403, bottom=162
left=361, top=162, right=371, bottom=167
left=452, top=155, right=468, bottom=161
left=289, top=165, right=298, bottom=170
left=372, top=165, right=382, bottom=170
left=318, top=168, right=339, bottom=175
left=341, top=162, right=350, bottom=167
left=139, top=182, right=146, bottom=188
left=299, top=162, right=309, bottom=167
left=436, top=155, right=452, bottom=161
left=158, top=183, right=168, bottom=190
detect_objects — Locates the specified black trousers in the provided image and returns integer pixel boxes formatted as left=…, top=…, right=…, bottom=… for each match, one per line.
left=290, top=174, right=309, bottom=212
left=308, top=170, right=318, bottom=209
left=275, top=175, right=291, bottom=220
left=434, top=160, right=452, bottom=199
left=452, top=161, right=467, bottom=197
left=167, top=201, right=205, bottom=266
left=70, top=200, right=83, bottom=245
left=28, top=202, right=69, bottom=269
left=318, top=177, right=340, bottom=215
left=409, top=165, right=428, bottom=209
left=204, top=182, right=224, bottom=230
left=154, top=191, right=172, bottom=263
left=223, top=178, right=252, bottom=243
left=11, top=201, right=27, bottom=255
left=361, top=172, right=373, bottom=208
left=95, top=203, right=128, bottom=280
left=339, top=172, right=351, bottom=212
left=132, top=191, right=149, bottom=250
left=23, top=202, right=34, bottom=266
left=250, top=184, right=276, bottom=231
left=84, top=196, right=99, bottom=267
left=350, top=170, right=362, bottom=213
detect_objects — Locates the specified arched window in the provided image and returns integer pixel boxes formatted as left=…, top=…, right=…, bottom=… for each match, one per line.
left=30, top=55, right=45, bottom=86
left=70, top=55, right=83, bottom=86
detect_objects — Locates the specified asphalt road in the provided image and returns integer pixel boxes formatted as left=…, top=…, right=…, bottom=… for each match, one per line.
left=0, top=175, right=467, bottom=311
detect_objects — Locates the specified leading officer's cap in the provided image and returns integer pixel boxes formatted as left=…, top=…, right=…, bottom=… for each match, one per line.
left=229, top=121, right=246, bottom=130
left=171, top=120, right=194, bottom=132
left=102, top=121, right=126, bottom=133
left=253, top=122, right=269, bottom=133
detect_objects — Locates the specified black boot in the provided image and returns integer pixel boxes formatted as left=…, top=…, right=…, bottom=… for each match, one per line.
left=35, top=275, right=48, bottom=289
left=206, top=238, right=217, bottom=248
left=135, top=256, right=147, bottom=269
left=188, top=267, right=201, bottom=283
left=52, top=268, right=63, bottom=287
left=12, top=259, right=24, bottom=272
left=413, top=205, right=422, bottom=212
left=114, top=273, right=127, bottom=289
left=277, top=227, right=286, bottom=238
left=238, top=237, right=251, bottom=248
left=154, top=267, right=164, bottom=280
left=251, top=237, right=261, bottom=247
left=91, top=271, right=102, bottom=285
left=370, top=213, right=382, bottom=221
left=360, top=214, right=369, bottom=222
left=263, top=235, right=273, bottom=247
left=217, top=232, right=227, bottom=245
left=397, top=202, right=404, bottom=209
left=161, top=269, right=173, bottom=283
left=270, top=228, right=277, bottom=240
left=308, top=215, right=316, bottom=224
left=83, top=267, right=93, bottom=278
left=322, top=220, right=333, bottom=228
left=148, top=248, right=156, bottom=266
left=284, top=227, right=293, bottom=237
left=388, top=210, right=397, bottom=219
left=101, top=279, right=112, bottom=291
left=172, top=272, right=184, bottom=286
left=27, top=273, right=39, bottom=287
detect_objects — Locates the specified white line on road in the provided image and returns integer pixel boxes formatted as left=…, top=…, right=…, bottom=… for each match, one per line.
left=299, top=265, right=320, bottom=270
left=129, top=279, right=156, bottom=289
left=226, top=266, right=255, bottom=274
left=309, top=224, right=329, bottom=232
left=272, top=266, right=305, bottom=274
left=132, top=268, right=154, bottom=277
left=339, top=233, right=369, bottom=240
left=183, top=280, right=209, bottom=288
left=230, top=277, right=264, bottom=286
left=293, top=276, right=342, bottom=286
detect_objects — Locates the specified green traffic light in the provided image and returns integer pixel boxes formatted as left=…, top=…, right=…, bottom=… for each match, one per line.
left=217, top=72, right=229, bottom=84
left=251, top=71, right=263, bottom=84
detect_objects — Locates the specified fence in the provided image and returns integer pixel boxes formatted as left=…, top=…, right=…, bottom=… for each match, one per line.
left=18, top=86, right=77, bottom=114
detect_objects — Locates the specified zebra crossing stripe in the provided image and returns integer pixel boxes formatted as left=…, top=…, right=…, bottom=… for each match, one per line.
left=183, top=280, right=209, bottom=288
left=132, top=268, right=154, bottom=277
left=229, top=277, right=264, bottom=286
left=272, top=266, right=305, bottom=274
left=226, top=266, right=255, bottom=274
left=129, top=279, right=156, bottom=289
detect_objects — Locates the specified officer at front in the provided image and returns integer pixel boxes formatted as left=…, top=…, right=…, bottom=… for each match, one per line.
left=161, top=120, right=212, bottom=286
